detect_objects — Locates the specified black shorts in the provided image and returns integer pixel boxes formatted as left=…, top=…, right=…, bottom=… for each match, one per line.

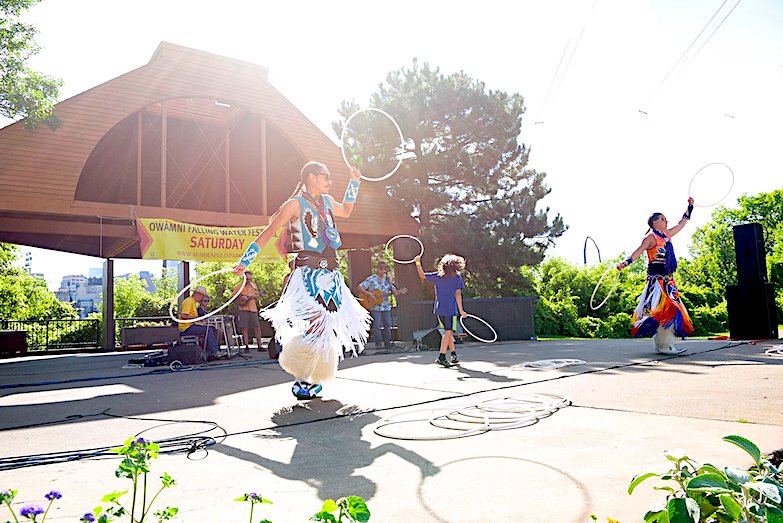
left=437, top=315, right=458, bottom=331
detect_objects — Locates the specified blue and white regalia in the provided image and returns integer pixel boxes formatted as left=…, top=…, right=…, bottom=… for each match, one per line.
left=262, top=193, right=370, bottom=385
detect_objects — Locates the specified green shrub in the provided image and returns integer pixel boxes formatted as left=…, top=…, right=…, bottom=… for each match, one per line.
left=534, top=297, right=560, bottom=336
left=690, top=302, right=728, bottom=336
left=596, top=313, right=632, bottom=338
left=576, top=316, right=601, bottom=338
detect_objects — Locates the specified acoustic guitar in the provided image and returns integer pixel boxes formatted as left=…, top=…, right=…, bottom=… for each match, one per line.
left=360, top=287, right=407, bottom=310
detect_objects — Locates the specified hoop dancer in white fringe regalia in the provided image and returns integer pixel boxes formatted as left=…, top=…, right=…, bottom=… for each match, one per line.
left=234, top=162, right=371, bottom=399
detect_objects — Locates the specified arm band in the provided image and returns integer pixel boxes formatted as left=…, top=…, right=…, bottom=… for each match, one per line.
left=683, top=203, right=694, bottom=220
left=624, top=256, right=633, bottom=267
left=343, top=178, right=361, bottom=204
left=238, top=242, right=260, bottom=268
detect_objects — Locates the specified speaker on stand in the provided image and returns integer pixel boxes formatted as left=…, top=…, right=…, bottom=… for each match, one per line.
left=726, top=223, right=779, bottom=340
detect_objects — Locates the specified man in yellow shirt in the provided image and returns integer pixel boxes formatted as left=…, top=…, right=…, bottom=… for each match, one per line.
left=233, top=271, right=265, bottom=353
left=178, top=285, right=219, bottom=358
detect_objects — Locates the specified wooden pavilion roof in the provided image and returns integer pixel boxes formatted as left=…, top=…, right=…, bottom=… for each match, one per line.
left=0, top=42, right=418, bottom=259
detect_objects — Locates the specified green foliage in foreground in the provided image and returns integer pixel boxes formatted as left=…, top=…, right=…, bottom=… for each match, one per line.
left=1, top=436, right=370, bottom=522
left=629, top=435, right=783, bottom=523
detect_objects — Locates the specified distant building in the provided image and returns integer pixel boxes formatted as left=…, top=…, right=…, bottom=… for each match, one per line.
left=56, top=273, right=102, bottom=318
left=116, top=271, right=157, bottom=293
left=55, top=269, right=158, bottom=317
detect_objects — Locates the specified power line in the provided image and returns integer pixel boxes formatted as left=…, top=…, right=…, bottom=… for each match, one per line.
left=536, top=0, right=599, bottom=123
left=650, top=0, right=742, bottom=99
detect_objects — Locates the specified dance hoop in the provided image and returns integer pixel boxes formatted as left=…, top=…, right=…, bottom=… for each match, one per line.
left=340, top=108, right=405, bottom=182
left=372, top=392, right=570, bottom=440
left=590, top=266, right=620, bottom=310
left=384, top=234, right=424, bottom=264
left=168, top=267, right=246, bottom=324
left=510, top=359, right=586, bottom=371
left=460, top=313, right=498, bottom=343
left=688, top=162, right=734, bottom=207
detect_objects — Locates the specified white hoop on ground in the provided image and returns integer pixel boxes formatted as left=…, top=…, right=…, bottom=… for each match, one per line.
left=460, top=313, right=498, bottom=343
left=590, top=265, right=620, bottom=310
left=372, top=392, right=570, bottom=440
left=340, top=107, right=405, bottom=182
left=765, top=346, right=783, bottom=356
left=688, top=162, right=734, bottom=207
left=373, top=418, right=491, bottom=440
left=510, top=359, right=586, bottom=370
left=384, top=235, right=424, bottom=264
left=168, top=267, right=246, bottom=324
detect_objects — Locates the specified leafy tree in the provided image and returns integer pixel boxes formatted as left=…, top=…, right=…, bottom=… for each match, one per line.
left=192, top=259, right=290, bottom=314
left=334, top=59, right=566, bottom=297
left=1, top=0, right=62, bottom=129
left=112, top=274, right=152, bottom=319
left=0, top=242, right=75, bottom=320
left=681, top=189, right=783, bottom=299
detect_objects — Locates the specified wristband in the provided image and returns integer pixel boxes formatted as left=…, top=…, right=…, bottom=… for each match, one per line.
left=683, top=203, right=694, bottom=220
left=343, top=178, right=361, bottom=204
left=238, top=241, right=260, bottom=268
left=415, top=261, right=421, bottom=266
left=682, top=213, right=690, bottom=220
left=624, top=256, right=633, bottom=267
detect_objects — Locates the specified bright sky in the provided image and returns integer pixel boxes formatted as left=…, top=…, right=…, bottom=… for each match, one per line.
left=4, top=0, right=783, bottom=290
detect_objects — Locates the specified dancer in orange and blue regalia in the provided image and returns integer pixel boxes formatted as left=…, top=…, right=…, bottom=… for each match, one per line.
left=617, top=197, right=695, bottom=354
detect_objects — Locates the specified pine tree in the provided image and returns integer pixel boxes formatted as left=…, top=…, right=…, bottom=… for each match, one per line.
left=334, top=59, right=566, bottom=296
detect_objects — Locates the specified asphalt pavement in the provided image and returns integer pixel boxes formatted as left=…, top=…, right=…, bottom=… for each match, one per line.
left=1, top=337, right=781, bottom=522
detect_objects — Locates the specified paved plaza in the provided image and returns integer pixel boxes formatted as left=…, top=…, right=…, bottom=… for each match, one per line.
left=1, top=338, right=781, bottom=522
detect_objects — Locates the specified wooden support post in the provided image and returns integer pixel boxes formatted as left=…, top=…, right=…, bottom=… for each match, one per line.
left=160, top=101, right=167, bottom=208
left=260, top=116, right=268, bottom=216
left=136, top=112, right=143, bottom=206
left=102, top=259, right=115, bottom=352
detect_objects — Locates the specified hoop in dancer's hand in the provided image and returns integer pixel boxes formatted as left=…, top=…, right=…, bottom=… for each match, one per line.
left=460, top=314, right=498, bottom=343
left=590, top=265, right=620, bottom=311
left=341, top=107, right=405, bottom=182
left=385, top=235, right=424, bottom=264
left=169, top=267, right=246, bottom=324
left=688, top=162, right=734, bottom=207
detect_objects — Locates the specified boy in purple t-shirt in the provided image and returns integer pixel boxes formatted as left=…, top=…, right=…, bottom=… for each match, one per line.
left=414, top=254, right=467, bottom=367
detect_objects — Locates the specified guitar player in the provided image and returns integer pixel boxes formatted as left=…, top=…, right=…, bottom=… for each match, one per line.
left=358, top=261, right=402, bottom=349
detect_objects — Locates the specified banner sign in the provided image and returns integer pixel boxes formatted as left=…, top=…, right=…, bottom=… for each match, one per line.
left=136, top=218, right=283, bottom=262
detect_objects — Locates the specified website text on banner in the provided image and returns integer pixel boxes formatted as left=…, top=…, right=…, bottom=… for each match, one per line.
left=136, top=218, right=283, bottom=262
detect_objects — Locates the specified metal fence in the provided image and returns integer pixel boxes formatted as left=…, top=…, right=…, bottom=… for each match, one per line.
left=0, top=318, right=101, bottom=352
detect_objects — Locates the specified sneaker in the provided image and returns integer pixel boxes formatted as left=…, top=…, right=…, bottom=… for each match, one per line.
left=436, top=355, right=453, bottom=368
left=292, top=381, right=309, bottom=400
left=450, top=353, right=460, bottom=365
left=292, top=381, right=322, bottom=400
left=308, top=383, right=323, bottom=396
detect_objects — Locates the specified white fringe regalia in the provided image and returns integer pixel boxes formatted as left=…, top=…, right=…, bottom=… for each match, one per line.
left=262, top=265, right=370, bottom=384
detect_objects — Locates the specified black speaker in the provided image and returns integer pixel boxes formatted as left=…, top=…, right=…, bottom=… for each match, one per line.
left=413, top=328, right=442, bottom=348
left=733, top=223, right=768, bottom=285
left=167, top=344, right=207, bottom=365
left=726, top=283, right=778, bottom=340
